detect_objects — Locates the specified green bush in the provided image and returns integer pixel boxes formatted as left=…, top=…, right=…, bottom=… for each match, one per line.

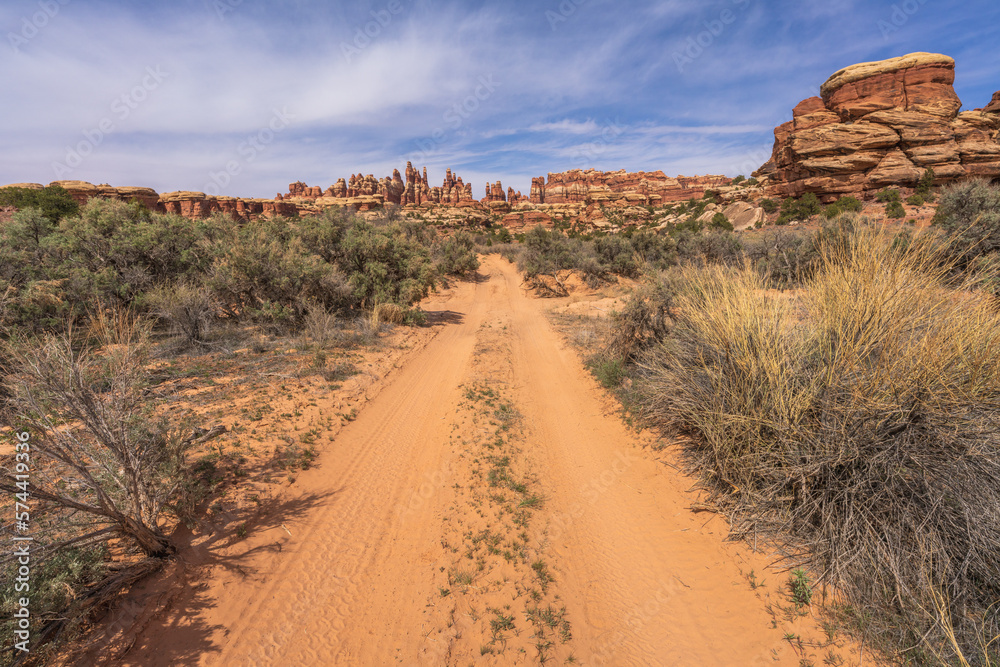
left=885, top=200, right=906, bottom=219
left=876, top=188, right=901, bottom=203
left=0, top=184, right=78, bottom=223
left=905, top=194, right=925, bottom=207
left=730, top=175, right=746, bottom=186
left=711, top=212, right=733, bottom=231
left=759, top=198, right=779, bottom=214
left=777, top=193, right=822, bottom=225
left=916, top=167, right=935, bottom=197
left=436, top=231, right=480, bottom=276
left=823, top=196, right=863, bottom=219
left=341, top=220, right=435, bottom=309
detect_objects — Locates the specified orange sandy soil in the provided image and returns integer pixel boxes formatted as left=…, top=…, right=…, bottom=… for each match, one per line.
left=67, top=255, right=880, bottom=666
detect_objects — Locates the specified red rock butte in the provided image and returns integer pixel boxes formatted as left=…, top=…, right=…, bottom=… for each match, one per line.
left=758, top=52, right=1000, bottom=200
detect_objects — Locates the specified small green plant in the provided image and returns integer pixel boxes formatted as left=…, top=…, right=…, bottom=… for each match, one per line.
left=789, top=569, right=813, bottom=608
left=589, top=356, right=627, bottom=389
left=905, top=193, right=925, bottom=207
left=760, top=198, right=779, bottom=214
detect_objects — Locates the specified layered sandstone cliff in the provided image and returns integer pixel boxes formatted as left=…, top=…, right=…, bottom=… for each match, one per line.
left=760, top=53, right=1000, bottom=199
left=529, top=170, right=729, bottom=205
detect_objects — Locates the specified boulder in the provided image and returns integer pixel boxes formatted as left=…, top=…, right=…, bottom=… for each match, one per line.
left=722, top=202, right=765, bottom=231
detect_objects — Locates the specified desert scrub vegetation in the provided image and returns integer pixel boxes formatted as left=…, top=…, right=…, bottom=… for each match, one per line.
left=0, top=311, right=216, bottom=661
left=932, top=178, right=1000, bottom=275
left=506, top=223, right=744, bottom=290
left=630, top=225, right=1000, bottom=664
left=0, top=193, right=482, bottom=660
left=0, top=195, right=479, bottom=336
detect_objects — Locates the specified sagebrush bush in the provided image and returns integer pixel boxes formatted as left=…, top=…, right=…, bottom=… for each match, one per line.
left=933, top=178, right=1000, bottom=271
left=639, top=225, right=1000, bottom=663
left=436, top=230, right=480, bottom=276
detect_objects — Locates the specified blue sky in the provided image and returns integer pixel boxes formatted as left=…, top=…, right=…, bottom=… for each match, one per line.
left=2, top=0, right=999, bottom=198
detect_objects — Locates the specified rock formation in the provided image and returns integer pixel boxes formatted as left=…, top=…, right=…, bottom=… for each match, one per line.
left=47, top=180, right=161, bottom=209
left=529, top=169, right=729, bottom=205
left=159, top=191, right=297, bottom=219
left=279, top=164, right=475, bottom=209
left=760, top=53, right=1000, bottom=200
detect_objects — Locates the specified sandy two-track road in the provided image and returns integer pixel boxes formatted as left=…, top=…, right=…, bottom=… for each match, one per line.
left=111, top=255, right=861, bottom=666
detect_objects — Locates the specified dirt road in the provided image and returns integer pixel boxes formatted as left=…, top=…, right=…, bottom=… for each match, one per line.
left=116, top=255, right=858, bottom=666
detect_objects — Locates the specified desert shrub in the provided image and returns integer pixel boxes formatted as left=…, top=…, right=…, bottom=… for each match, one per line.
left=372, top=302, right=405, bottom=326
left=876, top=188, right=901, bottom=203
left=702, top=189, right=721, bottom=202
left=743, top=214, right=861, bottom=287
left=886, top=200, right=906, bottom=219
left=2, top=311, right=189, bottom=557
left=746, top=177, right=760, bottom=187
left=628, top=230, right=677, bottom=268
left=209, top=221, right=352, bottom=325
left=711, top=212, right=733, bottom=231
left=759, top=198, right=779, bottom=214
left=674, top=229, right=743, bottom=266
left=0, top=544, right=108, bottom=661
left=730, top=175, right=746, bottom=186
left=517, top=227, right=584, bottom=277
left=436, top=231, right=480, bottom=276
left=605, top=274, right=674, bottom=362
left=916, top=167, right=936, bottom=197
left=932, top=179, right=1000, bottom=270
left=340, top=220, right=435, bottom=308
left=146, top=282, right=218, bottom=346
left=906, top=193, right=925, bottom=207
left=593, top=235, right=639, bottom=278
left=823, top=196, right=862, bottom=219
left=0, top=184, right=78, bottom=223
left=639, top=226, right=1000, bottom=663
left=777, top=193, right=822, bottom=225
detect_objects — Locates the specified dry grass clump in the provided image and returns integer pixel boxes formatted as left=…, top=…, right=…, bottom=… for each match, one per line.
left=640, top=225, right=1000, bottom=664
left=372, top=302, right=405, bottom=326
